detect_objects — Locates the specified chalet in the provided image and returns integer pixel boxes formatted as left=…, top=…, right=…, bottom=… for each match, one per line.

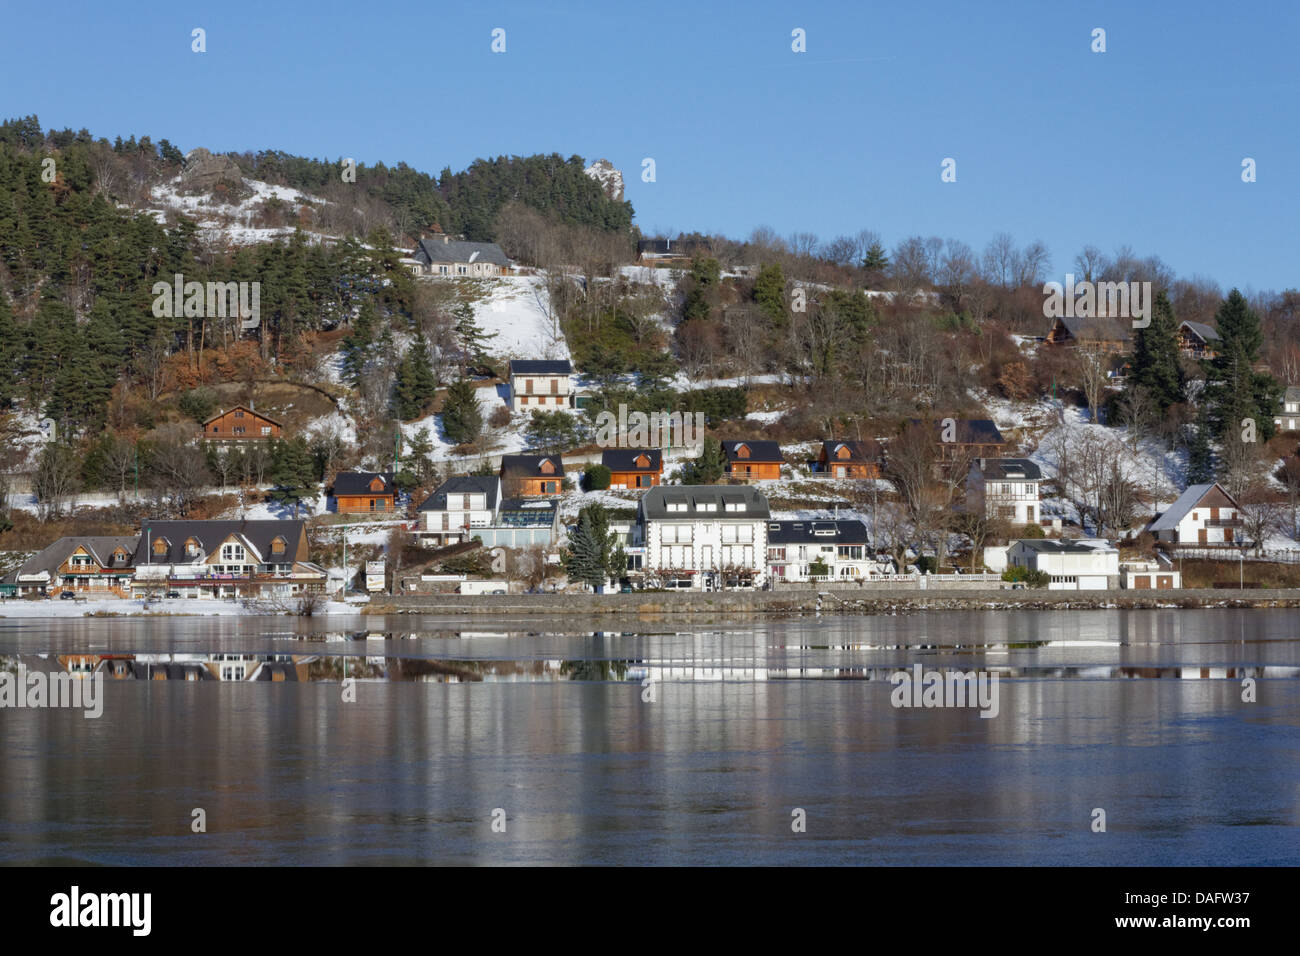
left=1178, top=321, right=1220, bottom=360
left=1275, top=386, right=1300, bottom=433
left=1146, top=482, right=1243, bottom=547
left=766, top=519, right=875, bottom=583
left=416, top=476, right=501, bottom=546
left=603, top=448, right=663, bottom=489
left=409, top=236, right=511, bottom=278
left=636, top=485, right=770, bottom=590
left=508, top=359, right=573, bottom=412
left=1006, top=538, right=1119, bottom=590
left=909, top=419, right=1006, bottom=461
left=202, top=405, right=282, bottom=443
left=500, top=454, right=565, bottom=496
left=636, top=238, right=711, bottom=264
left=332, top=472, right=397, bottom=514
left=721, top=440, right=784, bottom=481
left=131, top=519, right=326, bottom=599
left=966, top=458, right=1042, bottom=526
left=1045, top=316, right=1132, bottom=352
left=817, top=439, right=883, bottom=479
left=3, top=536, right=137, bottom=598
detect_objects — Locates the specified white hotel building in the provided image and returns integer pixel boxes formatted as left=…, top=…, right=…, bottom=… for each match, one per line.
left=635, top=485, right=769, bottom=590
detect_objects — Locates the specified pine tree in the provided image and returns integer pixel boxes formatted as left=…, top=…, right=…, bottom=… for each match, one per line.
left=390, top=335, right=438, bottom=420
left=1187, top=406, right=1216, bottom=484
left=453, top=301, right=496, bottom=367
left=563, top=519, right=604, bottom=589
left=1204, top=289, right=1281, bottom=442
left=0, top=289, right=18, bottom=406
left=441, top=376, right=483, bottom=445
left=1129, top=290, right=1183, bottom=412
left=684, top=437, right=725, bottom=484
left=753, top=264, right=786, bottom=322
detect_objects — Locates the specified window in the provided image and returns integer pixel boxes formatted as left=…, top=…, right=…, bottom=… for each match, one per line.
left=234, top=410, right=244, bottom=418
left=271, top=537, right=286, bottom=556
left=221, top=543, right=246, bottom=562
left=185, top=539, right=200, bottom=557
left=725, top=502, right=746, bottom=512
left=262, top=427, right=271, bottom=436
left=153, top=539, right=167, bottom=556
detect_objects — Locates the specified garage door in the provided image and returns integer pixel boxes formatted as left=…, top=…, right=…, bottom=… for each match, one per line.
left=1079, top=575, right=1108, bottom=590
left=1157, top=576, right=1173, bottom=589
left=1134, top=575, right=1150, bottom=589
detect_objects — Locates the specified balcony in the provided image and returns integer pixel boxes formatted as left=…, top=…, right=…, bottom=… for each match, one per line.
left=1205, top=518, right=1243, bottom=528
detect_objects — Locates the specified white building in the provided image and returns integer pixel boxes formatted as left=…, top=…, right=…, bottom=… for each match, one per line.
left=1146, top=482, right=1243, bottom=547
left=636, top=485, right=769, bottom=590
left=416, top=476, right=501, bottom=547
left=1120, top=560, right=1181, bottom=590
left=508, top=359, right=573, bottom=413
left=1006, top=538, right=1119, bottom=590
left=966, top=458, right=1042, bottom=526
left=1276, top=386, right=1300, bottom=433
left=766, top=519, right=877, bottom=582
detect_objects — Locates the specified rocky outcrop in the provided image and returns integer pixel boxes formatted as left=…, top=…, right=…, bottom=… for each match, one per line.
left=584, top=158, right=624, bottom=202
left=180, top=147, right=249, bottom=198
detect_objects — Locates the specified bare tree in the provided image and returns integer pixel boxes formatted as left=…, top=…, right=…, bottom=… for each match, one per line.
left=1073, top=348, right=1112, bottom=423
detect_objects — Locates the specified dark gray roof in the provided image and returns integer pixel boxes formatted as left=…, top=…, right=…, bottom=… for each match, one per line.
left=767, top=519, right=868, bottom=545
left=602, top=448, right=663, bottom=472
left=500, top=454, right=565, bottom=479
left=414, top=238, right=510, bottom=267
left=639, top=485, right=770, bottom=520
left=135, top=520, right=306, bottom=565
left=1282, top=386, right=1300, bottom=404
left=1180, top=320, right=1220, bottom=343
left=910, top=419, right=1005, bottom=445
left=12, top=536, right=138, bottom=579
left=509, top=360, right=572, bottom=376
left=821, top=439, right=883, bottom=461
left=332, top=472, right=395, bottom=497
left=418, top=476, right=500, bottom=512
left=974, top=458, right=1042, bottom=480
left=721, top=440, right=784, bottom=463
left=1053, top=316, right=1132, bottom=343
left=637, top=238, right=710, bottom=256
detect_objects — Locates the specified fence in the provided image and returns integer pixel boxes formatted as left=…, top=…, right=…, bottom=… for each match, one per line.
left=1165, top=547, right=1300, bottom=565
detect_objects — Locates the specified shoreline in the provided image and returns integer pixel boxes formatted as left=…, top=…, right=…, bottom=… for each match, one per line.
left=3, top=588, right=1300, bottom=619
left=369, top=588, right=1300, bottom=617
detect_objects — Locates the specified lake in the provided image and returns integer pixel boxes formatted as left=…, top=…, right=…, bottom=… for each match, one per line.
left=1, top=609, right=1298, bottom=865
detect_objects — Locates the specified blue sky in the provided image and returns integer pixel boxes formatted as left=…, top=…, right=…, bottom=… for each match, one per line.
left=3, top=0, right=1297, bottom=291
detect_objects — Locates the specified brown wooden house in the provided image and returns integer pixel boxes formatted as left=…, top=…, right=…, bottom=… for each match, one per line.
left=721, top=440, right=784, bottom=481
left=500, top=455, right=565, bottom=496
left=1045, top=317, right=1132, bottom=352
left=817, top=440, right=883, bottom=478
left=202, top=405, right=283, bottom=443
left=1178, top=321, right=1220, bottom=360
left=602, top=449, right=663, bottom=489
left=332, top=472, right=397, bottom=514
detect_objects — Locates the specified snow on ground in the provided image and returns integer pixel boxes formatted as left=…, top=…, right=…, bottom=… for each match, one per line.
left=147, top=175, right=334, bottom=248
left=0, top=597, right=364, bottom=618
left=474, top=276, right=569, bottom=360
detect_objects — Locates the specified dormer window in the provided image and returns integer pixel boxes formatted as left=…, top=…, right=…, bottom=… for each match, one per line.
left=185, top=538, right=200, bottom=557
left=271, top=537, right=286, bottom=556
left=153, top=538, right=167, bottom=556
left=369, top=477, right=385, bottom=491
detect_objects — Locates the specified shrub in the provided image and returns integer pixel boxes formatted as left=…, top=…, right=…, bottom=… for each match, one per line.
left=178, top=387, right=218, bottom=424
left=1019, top=522, right=1045, bottom=538
left=583, top=463, right=611, bottom=491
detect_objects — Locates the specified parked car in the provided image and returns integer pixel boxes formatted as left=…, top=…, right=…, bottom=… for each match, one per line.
left=166, top=591, right=181, bottom=599
left=59, top=591, right=77, bottom=600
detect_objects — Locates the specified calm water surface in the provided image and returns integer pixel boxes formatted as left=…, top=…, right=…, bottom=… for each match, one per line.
left=1, top=609, right=1298, bottom=865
